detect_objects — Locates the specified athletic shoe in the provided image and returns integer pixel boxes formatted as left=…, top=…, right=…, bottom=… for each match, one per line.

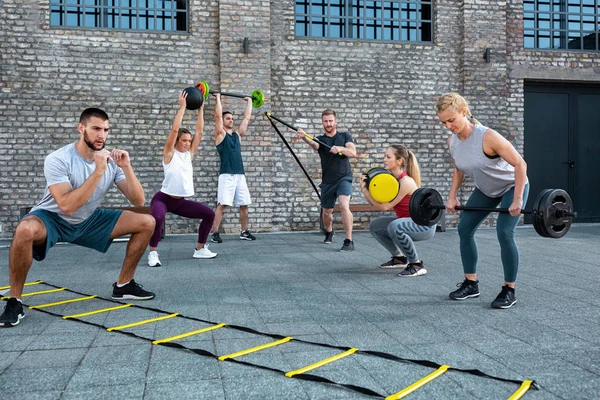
left=147, top=251, right=161, bottom=267
left=340, top=239, right=354, bottom=252
left=0, top=298, right=25, bottom=327
left=449, top=279, right=480, bottom=300
left=323, top=230, right=334, bottom=244
left=380, top=255, right=408, bottom=269
left=399, top=262, right=428, bottom=277
left=111, top=279, right=155, bottom=300
left=240, top=230, right=256, bottom=241
left=193, top=245, right=218, bottom=259
left=211, top=232, right=223, bottom=243
left=491, top=285, right=517, bottom=309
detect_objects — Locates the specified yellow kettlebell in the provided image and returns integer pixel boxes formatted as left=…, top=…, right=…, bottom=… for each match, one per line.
left=363, top=167, right=399, bottom=203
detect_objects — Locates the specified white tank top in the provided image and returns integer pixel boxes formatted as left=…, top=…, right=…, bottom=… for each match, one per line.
left=160, top=150, right=194, bottom=197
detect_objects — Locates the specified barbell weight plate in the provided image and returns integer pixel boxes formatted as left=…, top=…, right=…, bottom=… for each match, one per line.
left=538, top=189, right=573, bottom=239
left=409, top=188, right=444, bottom=227
left=198, top=81, right=209, bottom=99
left=251, top=89, right=265, bottom=108
left=363, top=167, right=399, bottom=203
left=532, top=189, right=553, bottom=238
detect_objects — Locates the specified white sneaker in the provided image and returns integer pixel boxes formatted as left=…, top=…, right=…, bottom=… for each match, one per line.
left=148, top=251, right=161, bottom=267
left=193, top=245, right=217, bottom=259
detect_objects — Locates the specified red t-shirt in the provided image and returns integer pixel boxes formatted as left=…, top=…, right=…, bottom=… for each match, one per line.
left=393, top=172, right=412, bottom=218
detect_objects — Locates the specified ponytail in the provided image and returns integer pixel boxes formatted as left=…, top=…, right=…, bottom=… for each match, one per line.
left=389, top=145, right=422, bottom=187
left=406, top=151, right=422, bottom=188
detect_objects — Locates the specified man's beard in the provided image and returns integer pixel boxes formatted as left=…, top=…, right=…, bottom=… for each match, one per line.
left=83, top=129, right=105, bottom=151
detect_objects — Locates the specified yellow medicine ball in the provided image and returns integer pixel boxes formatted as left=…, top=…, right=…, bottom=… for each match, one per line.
left=364, top=167, right=399, bottom=203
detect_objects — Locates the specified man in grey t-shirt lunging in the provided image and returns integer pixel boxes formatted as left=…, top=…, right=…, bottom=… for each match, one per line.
left=0, top=108, right=157, bottom=327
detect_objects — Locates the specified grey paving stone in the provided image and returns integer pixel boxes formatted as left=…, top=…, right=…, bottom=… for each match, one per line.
left=0, top=227, right=598, bottom=399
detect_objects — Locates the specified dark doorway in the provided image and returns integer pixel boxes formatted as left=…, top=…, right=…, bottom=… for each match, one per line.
left=524, top=82, right=600, bottom=223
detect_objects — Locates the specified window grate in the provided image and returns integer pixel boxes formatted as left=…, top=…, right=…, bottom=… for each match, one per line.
left=295, top=0, right=433, bottom=42
left=524, top=0, right=599, bottom=51
left=49, top=0, right=188, bottom=32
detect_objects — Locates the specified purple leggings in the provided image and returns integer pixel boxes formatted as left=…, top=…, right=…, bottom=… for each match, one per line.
left=150, top=191, right=215, bottom=247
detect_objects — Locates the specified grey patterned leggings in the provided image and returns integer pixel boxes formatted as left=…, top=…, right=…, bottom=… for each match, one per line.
left=369, top=216, right=436, bottom=263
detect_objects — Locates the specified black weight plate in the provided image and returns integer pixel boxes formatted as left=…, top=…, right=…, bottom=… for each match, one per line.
left=532, top=189, right=554, bottom=238
left=540, top=189, right=573, bottom=239
left=409, top=188, right=444, bottom=226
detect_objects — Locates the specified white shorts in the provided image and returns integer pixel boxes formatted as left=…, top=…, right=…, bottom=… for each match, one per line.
left=217, top=174, right=252, bottom=207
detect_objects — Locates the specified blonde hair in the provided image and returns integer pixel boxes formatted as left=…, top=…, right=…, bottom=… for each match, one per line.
left=434, top=93, right=481, bottom=125
left=389, top=144, right=421, bottom=187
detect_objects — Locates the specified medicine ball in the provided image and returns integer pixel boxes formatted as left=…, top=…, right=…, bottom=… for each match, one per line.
left=364, top=167, right=399, bottom=203
left=183, top=86, right=204, bottom=110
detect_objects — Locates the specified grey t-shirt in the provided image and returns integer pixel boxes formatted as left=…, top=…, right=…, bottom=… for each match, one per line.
left=31, top=143, right=126, bottom=224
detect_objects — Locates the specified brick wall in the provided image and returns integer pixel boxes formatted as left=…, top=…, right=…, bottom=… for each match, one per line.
left=1, top=0, right=599, bottom=238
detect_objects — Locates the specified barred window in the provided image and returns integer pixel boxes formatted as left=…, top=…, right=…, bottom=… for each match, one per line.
left=295, top=0, right=433, bottom=42
left=50, top=0, right=188, bottom=32
left=524, top=0, right=599, bottom=51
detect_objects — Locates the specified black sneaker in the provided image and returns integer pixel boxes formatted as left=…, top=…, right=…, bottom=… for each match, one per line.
left=323, top=230, right=334, bottom=244
left=340, top=239, right=354, bottom=252
left=240, top=230, right=256, bottom=241
left=0, top=298, right=25, bottom=327
left=211, top=232, right=223, bottom=243
left=399, top=262, right=428, bottom=277
left=111, top=279, right=155, bottom=300
left=491, top=285, right=517, bottom=309
left=449, top=279, right=480, bottom=300
left=380, top=255, right=408, bottom=269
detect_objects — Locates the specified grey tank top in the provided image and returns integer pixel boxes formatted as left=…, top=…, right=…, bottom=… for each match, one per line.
left=450, top=124, right=519, bottom=198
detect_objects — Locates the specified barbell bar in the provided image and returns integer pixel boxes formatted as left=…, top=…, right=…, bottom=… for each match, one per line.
left=264, top=112, right=343, bottom=156
left=195, top=81, right=265, bottom=108
left=409, top=187, right=576, bottom=239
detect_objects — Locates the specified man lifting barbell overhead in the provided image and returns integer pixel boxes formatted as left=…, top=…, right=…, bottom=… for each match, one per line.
left=296, top=109, right=357, bottom=251
left=361, top=145, right=435, bottom=277
left=435, top=93, right=529, bottom=309
left=210, top=93, right=257, bottom=243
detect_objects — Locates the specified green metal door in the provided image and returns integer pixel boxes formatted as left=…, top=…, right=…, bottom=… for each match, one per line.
left=524, top=82, right=600, bottom=223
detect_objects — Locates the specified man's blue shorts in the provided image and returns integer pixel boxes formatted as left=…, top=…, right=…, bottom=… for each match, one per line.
left=26, top=208, right=122, bottom=261
left=320, top=176, right=353, bottom=209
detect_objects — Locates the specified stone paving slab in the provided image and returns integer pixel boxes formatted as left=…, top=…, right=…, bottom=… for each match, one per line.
left=0, top=224, right=599, bottom=399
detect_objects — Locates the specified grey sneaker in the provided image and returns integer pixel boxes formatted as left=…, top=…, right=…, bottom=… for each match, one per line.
left=323, top=230, right=334, bottom=244
left=491, top=285, right=517, bottom=309
left=211, top=232, right=223, bottom=243
left=340, top=239, right=354, bottom=252
left=399, top=262, right=428, bottom=277
left=0, top=298, right=25, bottom=327
left=449, top=279, right=480, bottom=300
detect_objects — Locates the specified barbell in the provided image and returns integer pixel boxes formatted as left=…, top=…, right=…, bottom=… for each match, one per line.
left=195, top=81, right=265, bottom=108
left=409, top=187, right=576, bottom=238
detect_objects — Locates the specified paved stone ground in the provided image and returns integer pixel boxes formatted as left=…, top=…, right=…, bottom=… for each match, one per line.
left=1, top=224, right=598, bottom=399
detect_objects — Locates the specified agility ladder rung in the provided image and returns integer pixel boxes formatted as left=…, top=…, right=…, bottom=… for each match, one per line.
left=219, top=337, right=293, bottom=361
left=107, top=313, right=179, bottom=331
left=153, top=323, right=227, bottom=345
left=63, top=304, right=133, bottom=319
left=1, top=287, right=66, bottom=300
left=285, top=348, right=358, bottom=378
left=0, top=281, right=43, bottom=291
left=29, top=295, right=97, bottom=309
left=508, top=380, right=535, bottom=400
left=385, top=365, right=450, bottom=399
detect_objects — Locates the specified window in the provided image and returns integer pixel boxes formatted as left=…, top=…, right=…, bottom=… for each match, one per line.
left=524, top=0, right=599, bottom=51
left=50, top=0, right=188, bottom=32
left=295, top=0, right=433, bottom=42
